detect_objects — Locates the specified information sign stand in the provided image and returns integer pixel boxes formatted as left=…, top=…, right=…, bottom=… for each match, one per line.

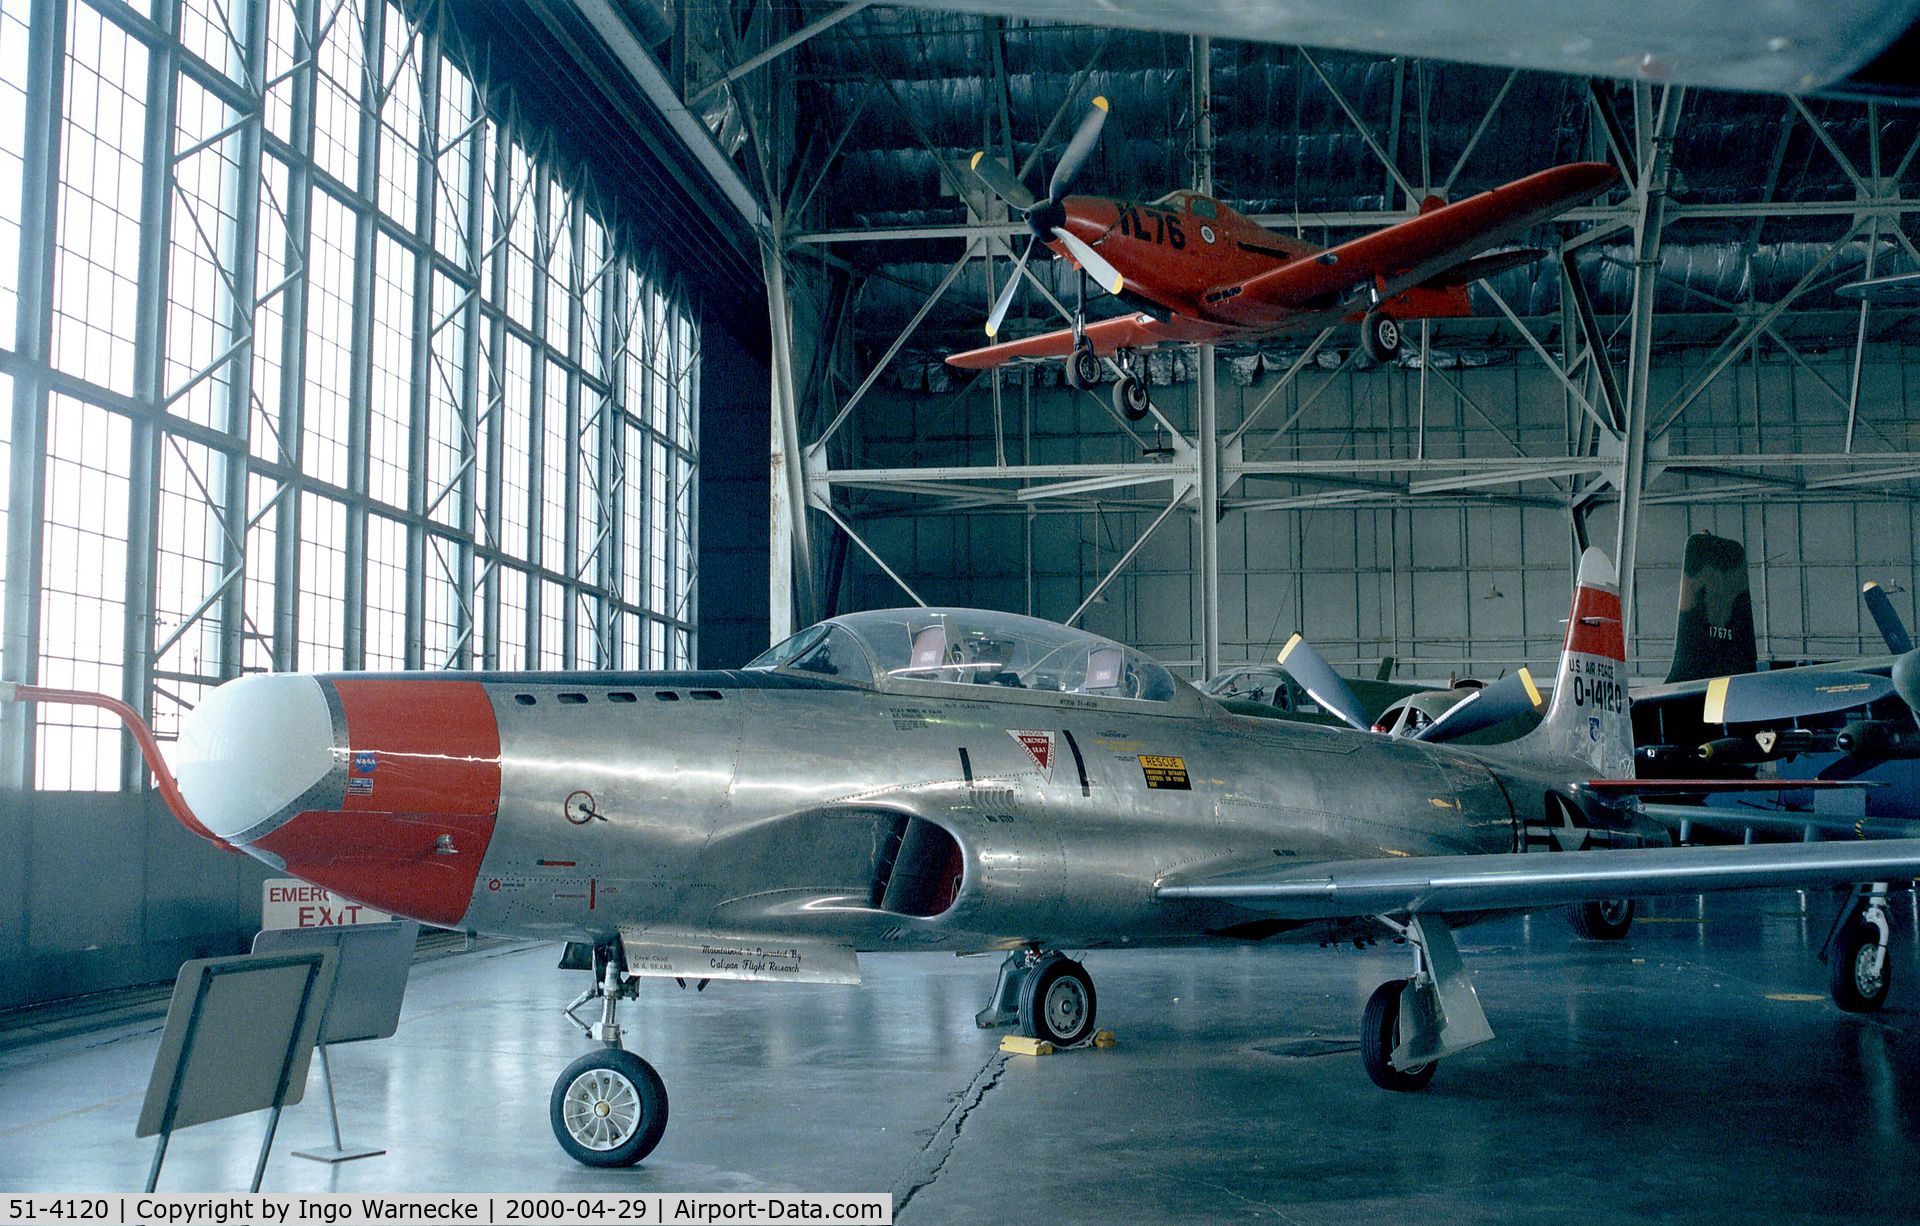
left=253, top=921, right=419, bottom=1163
left=136, top=950, right=337, bottom=1193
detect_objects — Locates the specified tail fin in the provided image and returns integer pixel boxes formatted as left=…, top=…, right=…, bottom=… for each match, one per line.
left=1666, top=532, right=1756, bottom=683
left=1520, top=547, right=1633, bottom=779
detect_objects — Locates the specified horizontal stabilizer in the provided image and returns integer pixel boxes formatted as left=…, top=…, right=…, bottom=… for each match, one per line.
left=1155, top=838, right=1920, bottom=921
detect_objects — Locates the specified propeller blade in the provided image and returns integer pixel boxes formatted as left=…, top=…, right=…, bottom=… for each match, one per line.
left=1702, top=669, right=1894, bottom=725
left=1276, top=633, right=1372, bottom=733
left=968, top=151, right=1035, bottom=212
left=1047, top=95, right=1109, bottom=202
left=1894, top=650, right=1920, bottom=714
left=985, top=237, right=1034, bottom=338
left=1051, top=226, right=1125, bottom=296
left=1414, top=669, right=1545, bottom=743
left=1863, top=581, right=1913, bottom=654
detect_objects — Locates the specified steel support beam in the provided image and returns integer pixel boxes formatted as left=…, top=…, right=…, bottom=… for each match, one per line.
left=689, top=1, right=872, bottom=105
left=1613, top=85, right=1683, bottom=641
left=765, top=238, right=814, bottom=640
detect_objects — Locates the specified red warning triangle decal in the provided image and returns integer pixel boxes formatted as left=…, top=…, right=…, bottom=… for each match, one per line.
left=1008, top=729, right=1055, bottom=780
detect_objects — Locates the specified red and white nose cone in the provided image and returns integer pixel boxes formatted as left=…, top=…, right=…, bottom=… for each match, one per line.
left=174, top=674, right=335, bottom=842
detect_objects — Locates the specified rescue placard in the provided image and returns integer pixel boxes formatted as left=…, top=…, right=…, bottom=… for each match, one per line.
left=1138, top=754, right=1191, bottom=789
left=261, top=879, right=391, bottom=929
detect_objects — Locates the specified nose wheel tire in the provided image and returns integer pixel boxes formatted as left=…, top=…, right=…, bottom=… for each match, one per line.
left=1829, top=921, right=1892, bottom=1013
left=1018, top=954, right=1098, bottom=1046
left=1361, top=978, right=1436, bottom=1091
left=551, top=1049, right=669, bottom=1167
left=1113, top=375, right=1152, bottom=421
left=1361, top=310, right=1401, bottom=363
left=1066, top=343, right=1102, bottom=390
left=1567, top=898, right=1635, bottom=940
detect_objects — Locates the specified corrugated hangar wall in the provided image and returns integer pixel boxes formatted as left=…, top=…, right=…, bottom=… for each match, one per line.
left=838, top=342, right=1920, bottom=683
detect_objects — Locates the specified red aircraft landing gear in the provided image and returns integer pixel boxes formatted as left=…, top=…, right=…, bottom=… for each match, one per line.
left=1066, top=339, right=1102, bottom=390
left=554, top=943, right=669, bottom=1167
left=1112, top=349, right=1151, bottom=421
left=1827, top=883, right=1893, bottom=1013
left=1361, top=309, right=1402, bottom=363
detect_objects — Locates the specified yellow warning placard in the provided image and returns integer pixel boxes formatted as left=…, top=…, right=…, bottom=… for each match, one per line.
left=1138, top=754, right=1191, bottom=789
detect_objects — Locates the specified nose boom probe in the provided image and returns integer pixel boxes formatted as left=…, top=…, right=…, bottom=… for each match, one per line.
left=0, top=681, right=235, bottom=851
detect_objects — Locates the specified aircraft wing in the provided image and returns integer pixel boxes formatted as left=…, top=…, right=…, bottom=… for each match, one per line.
left=1154, top=837, right=1920, bottom=921
left=1206, top=162, right=1616, bottom=324
left=1633, top=655, right=1901, bottom=712
left=945, top=312, right=1234, bottom=369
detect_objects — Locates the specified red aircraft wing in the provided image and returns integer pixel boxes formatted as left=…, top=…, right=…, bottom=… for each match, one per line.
left=945, top=312, right=1236, bottom=370
left=1206, top=162, right=1617, bottom=326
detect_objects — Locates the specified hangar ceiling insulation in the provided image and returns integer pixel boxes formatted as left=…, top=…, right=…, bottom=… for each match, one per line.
left=769, top=8, right=1920, bottom=353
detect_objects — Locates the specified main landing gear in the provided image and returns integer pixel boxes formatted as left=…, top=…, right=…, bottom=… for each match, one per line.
left=553, top=943, right=669, bottom=1167
left=1827, top=883, right=1893, bottom=1013
left=1112, top=348, right=1151, bottom=421
left=1361, top=308, right=1401, bottom=364
left=1566, top=897, right=1635, bottom=940
left=976, top=948, right=1100, bottom=1046
left=1359, top=914, right=1493, bottom=1092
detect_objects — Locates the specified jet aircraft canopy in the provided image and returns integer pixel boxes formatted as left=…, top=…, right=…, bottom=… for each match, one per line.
left=747, top=608, right=1180, bottom=702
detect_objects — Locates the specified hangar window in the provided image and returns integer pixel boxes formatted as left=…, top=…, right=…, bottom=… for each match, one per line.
left=35, top=399, right=130, bottom=790
left=50, top=4, right=146, bottom=397
left=4, top=0, right=701, bottom=790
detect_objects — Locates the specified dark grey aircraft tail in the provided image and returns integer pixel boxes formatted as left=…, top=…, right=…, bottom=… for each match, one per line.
left=1666, top=533, right=1757, bottom=684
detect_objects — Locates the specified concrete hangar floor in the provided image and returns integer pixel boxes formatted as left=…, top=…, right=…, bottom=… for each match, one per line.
left=3, top=890, right=1918, bottom=1221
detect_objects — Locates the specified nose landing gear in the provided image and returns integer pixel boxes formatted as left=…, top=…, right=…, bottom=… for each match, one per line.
left=554, top=944, right=669, bottom=1167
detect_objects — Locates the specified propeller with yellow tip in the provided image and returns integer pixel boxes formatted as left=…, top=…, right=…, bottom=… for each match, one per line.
left=969, top=95, right=1123, bottom=338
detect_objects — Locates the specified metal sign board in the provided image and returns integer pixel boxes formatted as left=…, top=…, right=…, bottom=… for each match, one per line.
left=252, top=921, right=418, bottom=1044
left=136, top=950, right=335, bottom=1137
left=262, top=879, right=390, bottom=929
left=617, top=927, right=862, bottom=984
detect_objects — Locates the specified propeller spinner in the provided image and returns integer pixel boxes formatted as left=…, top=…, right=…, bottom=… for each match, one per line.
left=971, top=96, right=1124, bottom=337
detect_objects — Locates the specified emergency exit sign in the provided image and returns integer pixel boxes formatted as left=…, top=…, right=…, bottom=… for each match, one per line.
left=261, top=879, right=391, bottom=929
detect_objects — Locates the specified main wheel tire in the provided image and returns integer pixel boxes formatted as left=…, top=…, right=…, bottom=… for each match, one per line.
left=1829, top=921, right=1892, bottom=1013
left=1113, top=375, right=1151, bottom=421
left=550, top=1049, right=669, bottom=1168
left=1361, top=978, right=1437, bottom=1092
left=1362, top=311, right=1401, bottom=363
left=1567, top=898, right=1635, bottom=940
left=1018, top=955, right=1098, bottom=1046
left=1066, top=344, right=1101, bottom=390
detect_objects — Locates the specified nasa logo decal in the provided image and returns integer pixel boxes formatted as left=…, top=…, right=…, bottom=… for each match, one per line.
left=1200, top=224, right=1216, bottom=244
left=351, top=750, right=378, bottom=774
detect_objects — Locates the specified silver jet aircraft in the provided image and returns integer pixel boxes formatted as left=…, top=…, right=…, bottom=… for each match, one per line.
left=12, top=548, right=1920, bottom=1168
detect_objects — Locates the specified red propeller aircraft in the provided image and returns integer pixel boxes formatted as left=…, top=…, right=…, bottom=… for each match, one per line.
left=946, top=97, right=1618, bottom=420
